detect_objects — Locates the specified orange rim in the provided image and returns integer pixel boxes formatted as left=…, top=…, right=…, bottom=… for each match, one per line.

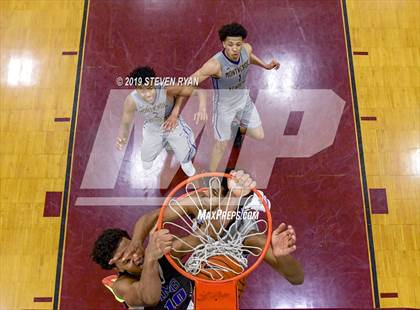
left=157, top=172, right=272, bottom=284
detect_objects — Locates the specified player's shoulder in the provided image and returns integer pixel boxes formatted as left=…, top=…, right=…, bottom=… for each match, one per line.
left=203, top=57, right=221, bottom=74
left=242, top=43, right=253, bottom=55
left=112, top=274, right=137, bottom=298
left=124, top=93, right=137, bottom=109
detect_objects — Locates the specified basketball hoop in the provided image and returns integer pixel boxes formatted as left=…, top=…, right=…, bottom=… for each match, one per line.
left=157, top=172, right=272, bottom=310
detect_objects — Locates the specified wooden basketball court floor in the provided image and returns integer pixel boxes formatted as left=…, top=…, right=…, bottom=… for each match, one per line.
left=0, top=0, right=418, bottom=309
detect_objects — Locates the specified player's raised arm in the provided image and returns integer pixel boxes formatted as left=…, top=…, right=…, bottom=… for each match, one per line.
left=191, top=58, right=221, bottom=84
left=244, top=43, right=280, bottom=70
left=116, top=96, right=136, bottom=150
left=244, top=223, right=304, bottom=285
left=109, top=198, right=203, bottom=265
left=161, top=93, right=184, bottom=131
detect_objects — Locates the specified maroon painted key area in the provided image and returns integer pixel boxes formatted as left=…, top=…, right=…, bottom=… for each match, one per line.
left=59, top=1, right=373, bottom=309
left=284, top=111, right=304, bottom=136
left=370, top=188, right=389, bottom=214
left=43, top=192, right=62, bottom=217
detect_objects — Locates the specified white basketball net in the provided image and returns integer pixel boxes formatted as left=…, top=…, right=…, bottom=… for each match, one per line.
left=162, top=177, right=269, bottom=280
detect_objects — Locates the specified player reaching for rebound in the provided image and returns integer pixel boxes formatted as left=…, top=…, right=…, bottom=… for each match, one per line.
left=116, top=66, right=200, bottom=176
left=191, top=23, right=280, bottom=171
left=91, top=171, right=303, bottom=309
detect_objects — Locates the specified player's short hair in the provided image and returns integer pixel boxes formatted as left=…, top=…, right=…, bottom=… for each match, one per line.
left=91, top=228, right=130, bottom=270
left=129, top=66, right=156, bottom=80
left=218, top=23, right=247, bottom=41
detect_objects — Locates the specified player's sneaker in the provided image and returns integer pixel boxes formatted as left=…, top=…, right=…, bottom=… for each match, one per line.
left=181, top=161, right=196, bottom=176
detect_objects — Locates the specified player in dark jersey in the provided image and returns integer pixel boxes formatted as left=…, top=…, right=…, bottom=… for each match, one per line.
left=92, top=228, right=194, bottom=309
left=91, top=171, right=303, bottom=308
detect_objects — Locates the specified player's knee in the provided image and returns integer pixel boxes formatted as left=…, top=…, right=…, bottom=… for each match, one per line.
left=251, top=129, right=264, bottom=140
left=142, top=160, right=153, bottom=170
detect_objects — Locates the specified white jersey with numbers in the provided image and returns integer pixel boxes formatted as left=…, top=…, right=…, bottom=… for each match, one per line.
left=210, top=49, right=262, bottom=141
left=130, top=87, right=196, bottom=163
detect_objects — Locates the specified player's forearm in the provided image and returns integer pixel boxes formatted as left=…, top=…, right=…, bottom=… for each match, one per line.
left=131, top=210, right=160, bottom=244
left=273, top=254, right=304, bottom=285
left=131, top=204, right=195, bottom=244
left=245, top=235, right=304, bottom=285
left=135, top=258, right=162, bottom=305
left=263, top=247, right=303, bottom=285
left=171, top=96, right=184, bottom=117
left=118, top=122, right=131, bottom=139
left=197, top=89, right=207, bottom=112
left=250, top=53, right=269, bottom=69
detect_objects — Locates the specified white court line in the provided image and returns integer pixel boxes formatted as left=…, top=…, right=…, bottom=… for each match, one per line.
left=75, top=197, right=166, bottom=206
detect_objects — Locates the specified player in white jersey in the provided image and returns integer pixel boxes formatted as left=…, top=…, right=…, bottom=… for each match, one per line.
left=191, top=23, right=280, bottom=171
left=116, top=66, right=199, bottom=176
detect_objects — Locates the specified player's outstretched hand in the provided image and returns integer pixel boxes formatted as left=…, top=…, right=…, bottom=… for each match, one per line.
left=194, top=110, right=208, bottom=125
left=162, top=114, right=178, bottom=131
left=145, top=228, right=173, bottom=261
left=116, top=137, right=128, bottom=150
left=109, top=239, right=145, bottom=266
left=266, top=59, right=280, bottom=70
left=228, top=170, right=256, bottom=197
left=272, top=223, right=297, bottom=257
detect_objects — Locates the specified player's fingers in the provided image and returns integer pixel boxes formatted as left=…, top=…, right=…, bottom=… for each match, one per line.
left=243, top=177, right=253, bottom=187
left=274, top=223, right=287, bottom=234
left=242, top=179, right=252, bottom=189
left=288, top=226, right=295, bottom=235
left=158, top=241, right=172, bottom=252
left=121, top=248, right=134, bottom=261
left=288, top=236, right=296, bottom=246
left=285, top=245, right=296, bottom=255
left=249, top=181, right=256, bottom=189
left=239, top=174, right=250, bottom=186
left=159, top=240, right=172, bottom=247
left=109, top=249, right=124, bottom=264
left=160, top=234, right=173, bottom=242
left=149, top=223, right=157, bottom=235
left=157, top=228, right=169, bottom=236
left=163, top=245, right=172, bottom=254
left=234, top=170, right=244, bottom=179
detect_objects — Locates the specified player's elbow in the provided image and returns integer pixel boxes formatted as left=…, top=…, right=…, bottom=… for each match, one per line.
left=288, top=273, right=304, bottom=285
left=290, top=277, right=304, bottom=285
left=139, top=290, right=161, bottom=306
left=142, top=295, right=160, bottom=306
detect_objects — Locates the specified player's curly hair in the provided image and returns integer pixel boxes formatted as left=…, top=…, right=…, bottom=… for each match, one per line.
left=218, top=23, right=248, bottom=41
left=129, top=66, right=156, bottom=80
left=91, top=228, right=130, bottom=270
